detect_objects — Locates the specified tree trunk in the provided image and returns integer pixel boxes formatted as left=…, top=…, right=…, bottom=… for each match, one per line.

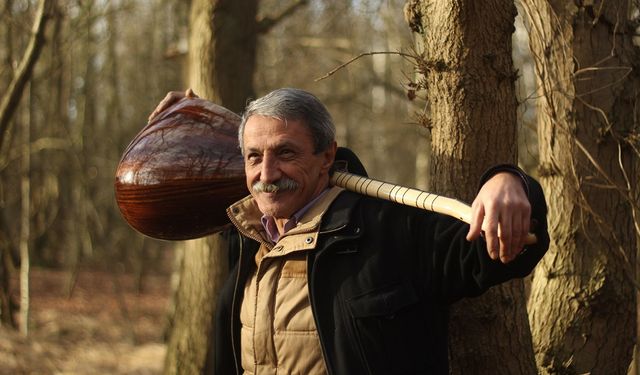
left=0, top=0, right=17, bottom=329
left=164, top=236, right=230, bottom=375
left=187, top=0, right=258, bottom=113
left=409, top=0, right=538, bottom=373
left=64, top=0, right=97, bottom=298
left=163, top=0, right=258, bottom=374
left=19, top=82, right=31, bottom=336
left=523, top=1, right=638, bottom=374
left=0, top=211, right=18, bottom=327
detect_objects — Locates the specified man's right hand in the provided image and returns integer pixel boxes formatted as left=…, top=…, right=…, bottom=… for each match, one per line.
left=148, top=88, right=198, bottom=123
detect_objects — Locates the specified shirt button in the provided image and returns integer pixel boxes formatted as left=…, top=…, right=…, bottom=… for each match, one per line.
left=231, top=207, right=239, bottom=214
left=305, top=237, right=314, bottom=244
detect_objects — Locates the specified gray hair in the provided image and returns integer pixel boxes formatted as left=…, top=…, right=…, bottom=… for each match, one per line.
left=239, top=88, right=336, bottom=155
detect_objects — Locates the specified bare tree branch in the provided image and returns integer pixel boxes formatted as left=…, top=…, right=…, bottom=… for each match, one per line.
left=256, top=0, right=308, bottom=34
left=315, top=51, right=416, bottom=82
left=0, top=0, right=54, bottom=151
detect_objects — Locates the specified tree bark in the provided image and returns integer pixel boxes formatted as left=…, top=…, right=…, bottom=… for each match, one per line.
left=187, top=0, right=259, bottom=113
left=409, top=0, right=538, bottom=373
left=163, top=0, right=258, bottom=374
left=522, top=1, right=638, bottom=374
left=0, top=211, right=18, bottom=327
left=0, top=0, right=17, bottom=329
left=164, top=236, right=230, bottom=375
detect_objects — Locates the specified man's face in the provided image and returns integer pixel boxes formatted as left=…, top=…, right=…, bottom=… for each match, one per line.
left=243, top=115, right=336, bottom=219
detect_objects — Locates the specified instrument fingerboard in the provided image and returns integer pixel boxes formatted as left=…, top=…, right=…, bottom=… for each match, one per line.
left=330, top=171, right=537, bottom=245
left=331, top=171, right=443, bottom=213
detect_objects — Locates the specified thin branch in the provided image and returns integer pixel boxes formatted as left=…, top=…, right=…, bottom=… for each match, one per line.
left=315, top=51, right=416, bottom=82
left=256, top=0, right=308, bottom=34
left=0, top=0, right=54, bottom=152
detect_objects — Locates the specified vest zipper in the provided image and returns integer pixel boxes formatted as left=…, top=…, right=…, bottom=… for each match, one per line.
left=230, top=231, right=243, bottom=375
left=228, top=210, right=270, bottom=374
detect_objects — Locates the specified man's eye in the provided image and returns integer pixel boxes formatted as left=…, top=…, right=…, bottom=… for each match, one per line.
left=246, top=154, right=261, bottom=164
left=279, top=149, right=295, bottom=158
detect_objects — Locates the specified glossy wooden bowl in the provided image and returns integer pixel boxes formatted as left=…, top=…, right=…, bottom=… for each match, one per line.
left=114, top=98, right=248, bottom=240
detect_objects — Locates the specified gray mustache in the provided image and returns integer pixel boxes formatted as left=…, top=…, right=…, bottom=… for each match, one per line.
left=252, top=178, right=299, bottom=193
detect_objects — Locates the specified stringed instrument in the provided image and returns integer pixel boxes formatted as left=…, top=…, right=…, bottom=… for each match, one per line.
left=114, top=98, right=536, bottom=244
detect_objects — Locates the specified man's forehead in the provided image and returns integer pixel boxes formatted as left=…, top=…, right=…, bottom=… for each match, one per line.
left=243, top=116, right=313, bottom=148
left=246, top=114, right=299, bottom=127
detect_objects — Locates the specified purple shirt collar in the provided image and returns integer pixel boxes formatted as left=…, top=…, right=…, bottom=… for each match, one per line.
left=261, top=188, right=330, bottom=244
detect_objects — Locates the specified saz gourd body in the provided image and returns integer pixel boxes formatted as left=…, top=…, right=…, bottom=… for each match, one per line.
left=114, top=98, right=248, bottom=240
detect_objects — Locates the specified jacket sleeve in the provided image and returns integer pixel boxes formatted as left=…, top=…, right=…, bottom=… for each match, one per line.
left=419, top=168, right=549, bottom=304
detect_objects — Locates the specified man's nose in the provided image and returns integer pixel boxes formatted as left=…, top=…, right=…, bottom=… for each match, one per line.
left=260, top=154, right=281, bottom=183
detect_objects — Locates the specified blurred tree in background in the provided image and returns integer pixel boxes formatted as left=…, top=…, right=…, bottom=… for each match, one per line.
left=0, top=0, right=188, bottom=327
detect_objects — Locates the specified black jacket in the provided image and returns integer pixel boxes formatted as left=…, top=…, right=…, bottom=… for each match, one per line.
left=214, top=172, right=549, bottom=375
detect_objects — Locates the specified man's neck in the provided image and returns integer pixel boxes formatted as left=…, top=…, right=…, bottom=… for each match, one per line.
left=270, top=184, right=330, bottom=239
left=274, top=217, right=288, bottom=236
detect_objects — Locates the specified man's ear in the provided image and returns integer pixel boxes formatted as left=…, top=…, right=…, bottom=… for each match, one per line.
left=320, top=141, right=338, bottom=173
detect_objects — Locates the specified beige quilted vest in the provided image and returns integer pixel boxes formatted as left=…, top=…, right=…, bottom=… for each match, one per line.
left=227, top=187, right=344, bottom=375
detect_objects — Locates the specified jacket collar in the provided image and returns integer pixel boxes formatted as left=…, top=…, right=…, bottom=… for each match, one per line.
left=318, top=189, right=363, bottom=233
left=227, top=186, right=347, bottom=245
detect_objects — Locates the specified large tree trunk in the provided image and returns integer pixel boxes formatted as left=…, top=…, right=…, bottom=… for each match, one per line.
left=163, top=1, right=258, bottom=374
left=408, top=0, right=538, bottom=373
left=523, top=1, right=638, bottom=374
left=164, top=236, right=231, bottom=375
left=187, top=0, right=258, bottom=114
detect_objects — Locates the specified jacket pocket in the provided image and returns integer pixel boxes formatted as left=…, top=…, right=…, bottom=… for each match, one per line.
left=346, top=279, right=431, bottom=374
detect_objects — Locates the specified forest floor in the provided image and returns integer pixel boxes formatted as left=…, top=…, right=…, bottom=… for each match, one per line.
left=0, top=266, right=171, bottom=374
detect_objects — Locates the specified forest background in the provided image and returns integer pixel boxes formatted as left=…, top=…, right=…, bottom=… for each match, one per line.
left=0, top=0, right=639, bottom=374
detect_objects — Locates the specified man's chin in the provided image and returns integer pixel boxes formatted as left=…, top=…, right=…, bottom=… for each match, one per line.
left=255, top=200, right=292, bottom=219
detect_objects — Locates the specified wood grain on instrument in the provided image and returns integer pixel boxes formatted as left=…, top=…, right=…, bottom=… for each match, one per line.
left=114, top=98, right=248, bottom=240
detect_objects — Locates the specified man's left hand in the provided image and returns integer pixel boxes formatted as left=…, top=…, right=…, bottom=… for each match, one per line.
left=466, top=172, right=531, bottom=264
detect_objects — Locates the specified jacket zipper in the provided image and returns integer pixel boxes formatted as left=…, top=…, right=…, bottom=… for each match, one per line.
left=230, top=231, right=243, bottom=375
left=344, top=300, right=373, bottom=375
left=309, top=222, right=368, bottom=375
left=308, top=255, right=335, bottom=375
left=227, top=210, right=272, bottom=375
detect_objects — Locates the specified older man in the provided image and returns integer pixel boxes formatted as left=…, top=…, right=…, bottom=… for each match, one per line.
left=152, top=88, right=549, bottom=374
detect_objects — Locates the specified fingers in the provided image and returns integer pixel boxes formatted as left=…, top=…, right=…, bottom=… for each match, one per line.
left=519, top=203, right=532, bottom=248
left=466, top=199, right=484, bottom=242
left=185, top=88, right=199, bottom=98
left=509, top=213, right=522, bottom=261
left=497, top=211, right=512, bottom=263
left=467, top=199, right=501, bottom=261
left=494, top=203, right=531, bottom=263
left=483, top=206, right=500, bottom=261
left=148, top=92, right=176, bottom=123
left=468, top=172, right=534, bottom=264
left=148, top=89, right=198, bottom=123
